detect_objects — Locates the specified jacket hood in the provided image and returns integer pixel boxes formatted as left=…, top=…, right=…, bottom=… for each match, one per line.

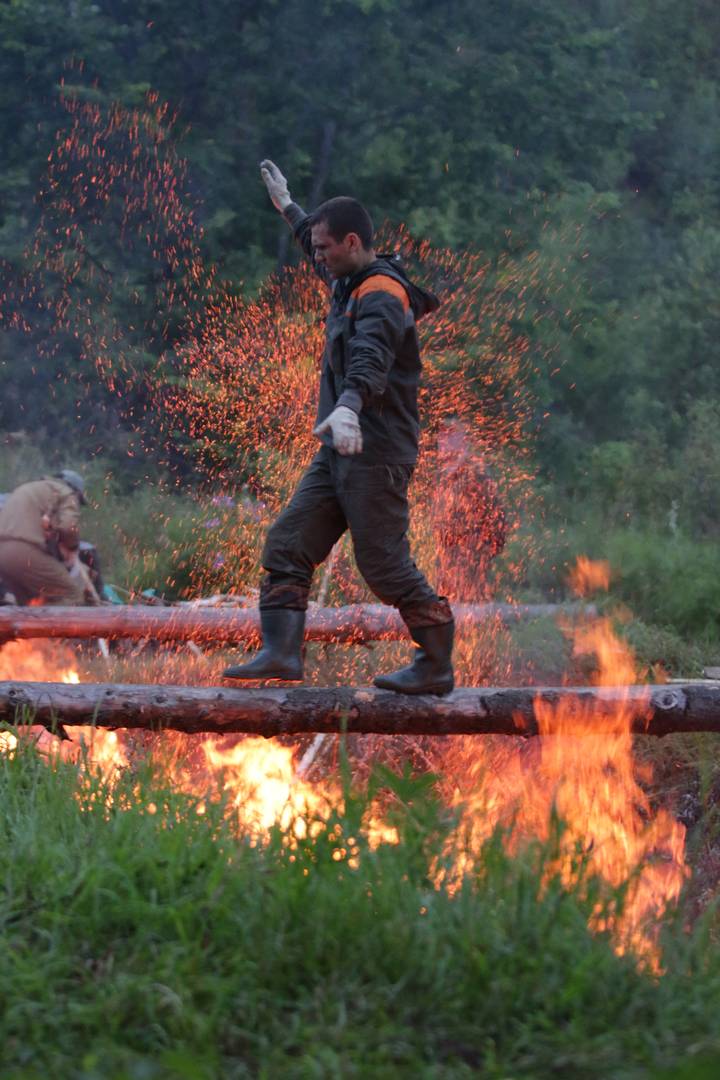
left=375, top=254, right=441, bottom=320
left=346, top=254, right=441, bottom=320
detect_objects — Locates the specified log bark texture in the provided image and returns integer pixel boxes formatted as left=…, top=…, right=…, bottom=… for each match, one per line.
left=0, top=602, right=596, bottom=646
left=0, top=680, right=715, bottom=736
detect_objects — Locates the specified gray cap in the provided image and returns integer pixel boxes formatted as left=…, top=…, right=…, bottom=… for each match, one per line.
left=56, top=469, right=87, bottom=505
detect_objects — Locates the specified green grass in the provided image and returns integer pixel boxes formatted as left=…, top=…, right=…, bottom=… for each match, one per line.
left=506, top=511, right=720, bottom=647
left=2, top=742, right=720, bottom=1078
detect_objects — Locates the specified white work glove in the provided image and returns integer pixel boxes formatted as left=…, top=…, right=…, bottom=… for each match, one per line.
left=260, top=159, right=292, bottom=211
left=314, top=406, right=363, bottom=456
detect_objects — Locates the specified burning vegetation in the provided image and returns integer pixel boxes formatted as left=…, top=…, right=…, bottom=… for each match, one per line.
left=0, top=557, right=689, bottom=971
left=0, top=89, right=698, bottom=980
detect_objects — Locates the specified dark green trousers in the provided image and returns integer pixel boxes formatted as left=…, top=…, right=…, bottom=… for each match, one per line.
left=260, top=448, right=451, bottom=628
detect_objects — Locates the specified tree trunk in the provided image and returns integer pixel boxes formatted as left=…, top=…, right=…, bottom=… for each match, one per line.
left=0, top=602, right=596, bottom=646
left=0, top=680, right=713, bottom=737
left=308, top=120, right=337, bottom=208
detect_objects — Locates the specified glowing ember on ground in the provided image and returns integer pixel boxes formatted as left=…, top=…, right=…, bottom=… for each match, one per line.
left=0, top=731, right=17, bottom=754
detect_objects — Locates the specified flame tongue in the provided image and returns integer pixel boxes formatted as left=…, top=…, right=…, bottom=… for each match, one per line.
left=0, top=640, right=125, bottom=776
left=199, top=736, right=336, bottom=838
left=444, top=559, right=688, bottom=968
left=567, top=555, right=611, bottom=597
left=0, top=639, right=80, bottom=683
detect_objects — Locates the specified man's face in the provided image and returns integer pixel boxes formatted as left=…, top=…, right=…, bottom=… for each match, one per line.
left=311, top=222, right=361, bottom=279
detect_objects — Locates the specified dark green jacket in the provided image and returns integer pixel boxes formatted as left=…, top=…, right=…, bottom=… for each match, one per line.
left=284, top=202, right=439, bottom=464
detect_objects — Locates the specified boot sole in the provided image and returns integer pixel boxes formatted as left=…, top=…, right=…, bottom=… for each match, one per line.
left=373, top=679, right=454, bottom=697
left=222, top=671, right=304, bottom=683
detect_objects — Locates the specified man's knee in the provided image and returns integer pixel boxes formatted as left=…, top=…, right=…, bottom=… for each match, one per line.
left=262, top=499, right=343, bottom=586
left=19, top=556, right=86, bottom=605
left=353, top=534, right=453, bottom=624
left=261, top=517, right=313, bottom=583
left=261, top=517, right=291, bottom=568
left=354, top=540, right=425, bottom=607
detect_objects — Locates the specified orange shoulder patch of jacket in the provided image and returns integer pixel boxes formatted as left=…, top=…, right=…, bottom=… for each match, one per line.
left=352, top=274, right=410, bottom=312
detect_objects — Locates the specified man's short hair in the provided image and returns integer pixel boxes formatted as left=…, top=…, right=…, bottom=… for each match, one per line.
left=308, top=197, right=374, bottom=250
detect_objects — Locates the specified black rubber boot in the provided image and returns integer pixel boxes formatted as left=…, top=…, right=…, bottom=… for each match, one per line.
left=223, top=609, right=305, bottom=681
left=373, top=620, right=454, bottom=696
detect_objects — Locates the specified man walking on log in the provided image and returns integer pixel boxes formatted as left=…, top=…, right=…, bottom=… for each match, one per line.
left=223, top=161, right=454, bottom=695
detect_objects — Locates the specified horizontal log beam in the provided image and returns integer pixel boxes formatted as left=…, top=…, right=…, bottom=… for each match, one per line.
left=0, top=681, right=716, bottom=737
left=0, top=602, right=596, bottom=646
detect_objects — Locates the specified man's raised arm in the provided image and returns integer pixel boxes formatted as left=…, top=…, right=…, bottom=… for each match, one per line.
left=260, top=159, right=328, bottom=282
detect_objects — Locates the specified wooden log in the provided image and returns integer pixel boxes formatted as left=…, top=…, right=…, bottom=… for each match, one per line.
left=0, top=601, right=596, bottom=647
left=0, top=680, right=716, bottom=737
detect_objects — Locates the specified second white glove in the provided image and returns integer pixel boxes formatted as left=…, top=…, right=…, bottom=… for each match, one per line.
left=313, top=406, right=363, bottom=456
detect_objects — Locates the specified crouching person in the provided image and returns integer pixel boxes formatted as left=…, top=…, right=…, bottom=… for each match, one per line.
left=0, top=470, right=99, bottom=605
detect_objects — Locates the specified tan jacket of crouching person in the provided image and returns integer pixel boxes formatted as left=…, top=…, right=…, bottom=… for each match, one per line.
left=0, top=474, right=99, bottom=605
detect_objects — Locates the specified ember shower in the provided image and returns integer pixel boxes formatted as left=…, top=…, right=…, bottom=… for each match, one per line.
left=0, top=87, right=689, bottom=967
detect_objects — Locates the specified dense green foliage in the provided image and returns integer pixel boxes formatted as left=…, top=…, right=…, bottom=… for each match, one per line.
left=1, top=1, right=719, bottom=634
left=1, top=740, right=720, bottom=1078
left=0, top=3, right=718, bottom=462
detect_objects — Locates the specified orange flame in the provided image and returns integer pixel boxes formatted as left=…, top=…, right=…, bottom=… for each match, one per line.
left=0, top=565, right=689, bottom=970
left=567, top=555, right=611, bottom=596
left=199, top=736, right=336, bottom=839
left=443, top=558, right=687, bottom=969
left=0, top=639, right=80, bottom=683
left=0, top=640, right=126, bottom=778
